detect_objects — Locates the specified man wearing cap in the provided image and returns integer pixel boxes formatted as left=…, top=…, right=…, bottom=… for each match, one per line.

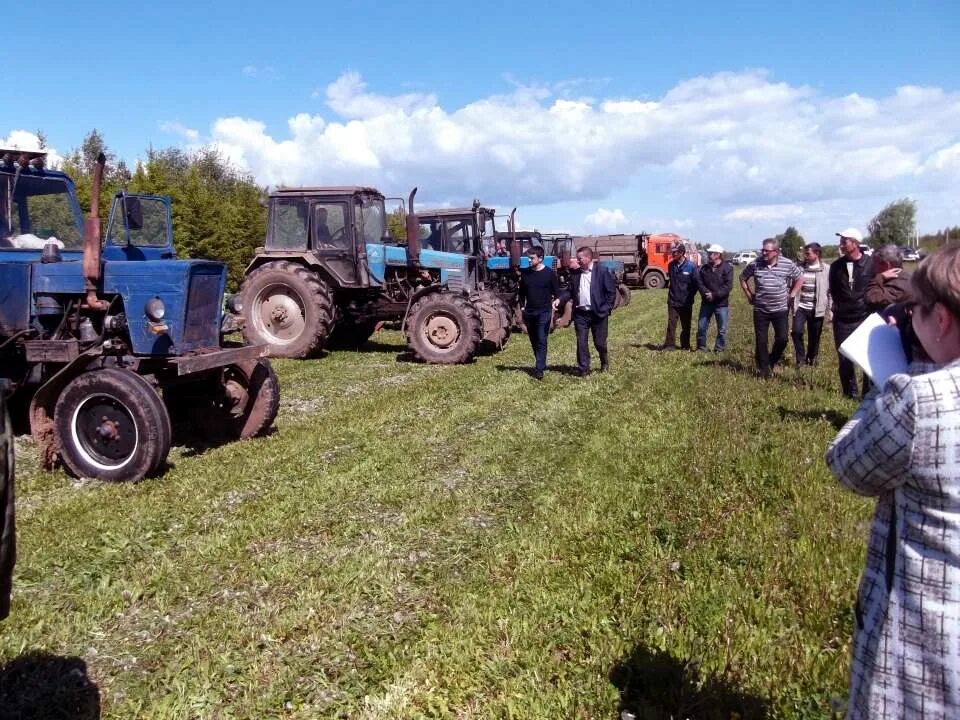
left=661, top=244, right=698, bottom=350
left=740, top=238, right=804, bottom=377
left=695, top=244, right=733, bottom=352
left=828, top=228, right=874, bottom=398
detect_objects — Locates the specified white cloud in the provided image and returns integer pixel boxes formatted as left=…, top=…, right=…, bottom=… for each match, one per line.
left=724, top=204, right=804, bottom=222
left=0, top=130, right=63, bottom=167
left=159, top=121, right=200, bottom=143
left=585, top=208, right=628, bottom=231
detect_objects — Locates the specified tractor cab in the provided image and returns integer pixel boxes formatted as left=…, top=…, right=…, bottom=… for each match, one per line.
left=263, top=186, right=388, bottom=287
left=414, top=203, right=494, bottom=257
left=102, top=193, right=176, bottom=261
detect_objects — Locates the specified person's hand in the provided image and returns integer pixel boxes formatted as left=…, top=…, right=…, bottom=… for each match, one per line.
left=705, top=291, right=713, bottom=301
left=552, top=298, right=560, bottom=309
left=881, top=268, right=902, bottom=280
left=746, top=294, right=755, bottom=305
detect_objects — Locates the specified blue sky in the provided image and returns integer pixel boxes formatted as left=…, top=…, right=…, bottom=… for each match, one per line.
left=5, top=1, right=959, bottom=249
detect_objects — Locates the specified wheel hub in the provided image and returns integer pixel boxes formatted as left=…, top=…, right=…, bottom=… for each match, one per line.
left=424, top=315, right=459, bottom=349
left=223, top=378, right=250, bottom=418
left=74, top=396, right=138, bottom=467
left=256, top=289, right=305, bottom=343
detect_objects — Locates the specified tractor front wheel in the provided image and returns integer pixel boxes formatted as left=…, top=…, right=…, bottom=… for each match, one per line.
left=406, top=293, right=482, bottom=364
left=240, top=261, right=333, bottom=358
left=618, top=283, right=632, bottom=306
left=54, top=369, right=171, bottom=482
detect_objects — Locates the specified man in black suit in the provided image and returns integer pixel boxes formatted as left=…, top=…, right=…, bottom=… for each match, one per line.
left=555, top=246, right=618, bottom=376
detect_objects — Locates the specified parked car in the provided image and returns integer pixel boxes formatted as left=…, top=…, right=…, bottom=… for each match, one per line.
left=732, top=251, right=758, bottom=265
left=859, top=244, right=874, bottom=257
left=901, top=247, right=920, bottom=262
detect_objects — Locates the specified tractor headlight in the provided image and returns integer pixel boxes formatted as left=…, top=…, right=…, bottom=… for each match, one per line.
left=144, top=297, right=166, bottom=322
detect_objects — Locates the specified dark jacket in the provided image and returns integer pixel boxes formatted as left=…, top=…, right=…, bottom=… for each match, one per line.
left=695, top=260, right=733, bottom=307
left=0, top=396, right=14, bottom=621
left=559, top=262, right=618, bottom=317
left=865, top=270, right=912, bottom=314
left=667, top=257, right=698, bottom=308
left=828, top=254, right=874, bottom=323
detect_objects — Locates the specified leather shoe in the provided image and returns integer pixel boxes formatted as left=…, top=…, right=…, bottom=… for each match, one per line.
left=599, top=363, right=609, bottom=373
left=532, top=370, right=544, bottom=380
left=575, top=368, right=589, bottom=377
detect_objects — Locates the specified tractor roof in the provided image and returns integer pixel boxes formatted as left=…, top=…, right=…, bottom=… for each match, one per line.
left=494, top=230, right=542, bottom=240
left=417, top=206, right=495, bottom=218
left=271, top=186, right=383, bottom=198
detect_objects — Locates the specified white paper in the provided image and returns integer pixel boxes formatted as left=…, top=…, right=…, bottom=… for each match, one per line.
left=838, top=312, right=909, bottom=386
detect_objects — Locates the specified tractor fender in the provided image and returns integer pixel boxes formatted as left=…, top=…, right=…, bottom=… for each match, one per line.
left=28, top=348, right=105, bottom=469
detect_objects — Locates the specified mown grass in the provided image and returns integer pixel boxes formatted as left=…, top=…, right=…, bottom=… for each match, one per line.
left=1, top=289, right=871, bottom=719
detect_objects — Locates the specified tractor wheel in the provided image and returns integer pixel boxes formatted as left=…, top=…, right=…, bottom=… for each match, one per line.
left=196, top=359, right=280, bottom=440
left=54, top=369, right=171, bottom=482
left=240, top=261, right=334, bottom=358
left=618, top=283, right=632, bottom=307
left=406, top=293, right=482, bottom=364
left=475, top=291, right=511, bottom=354
left=643, top=271, right=666, bottom=290
left=327, top=320, right=378, bottom=350
left=513, top=304, right=528, bottom=334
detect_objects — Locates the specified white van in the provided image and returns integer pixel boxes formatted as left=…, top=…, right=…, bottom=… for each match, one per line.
left=732, top=251, right=758, bottom=265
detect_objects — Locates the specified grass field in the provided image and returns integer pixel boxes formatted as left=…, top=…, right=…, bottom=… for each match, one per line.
left=0, top=288, right=872, bottom=719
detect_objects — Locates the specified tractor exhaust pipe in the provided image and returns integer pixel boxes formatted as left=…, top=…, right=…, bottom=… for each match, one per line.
left=405, top=187, right=420, bottom=269
left=508, top=207, right=520, bottom=271
left=82, top=153, right=108, bottom=310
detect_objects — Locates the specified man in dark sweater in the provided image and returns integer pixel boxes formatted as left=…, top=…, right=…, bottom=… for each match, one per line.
left=662, top=244, right=698, bottom=350
left=865, top=243, right=912, bottom=314
left=829, top=228, right=874, bottom=398
left=695, top=244, right=733, bottom=351
left=518, top=246, right=561, bottom=380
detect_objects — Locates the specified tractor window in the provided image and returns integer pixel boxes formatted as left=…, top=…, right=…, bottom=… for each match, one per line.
left=355, top=199, right=385, bottom=246
left=444, top=220, right=474, bottom=254
left=270, top=198, right=309, bottom=249
left=313, top=203, right=348, bottom=250
left=125, top=197, right=169, bottom=247
left=418, top=220, right=442, bottom=251
left=1, top=174, right=82, bottom=249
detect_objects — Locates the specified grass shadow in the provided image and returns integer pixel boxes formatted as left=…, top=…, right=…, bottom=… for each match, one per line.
left=0, top=651, right=100, bottom=720
left=777, top=406, right=849, bottom=431
left=495, top=364, right=584, bottom=377
left=609, top=645, right=768, bottom=720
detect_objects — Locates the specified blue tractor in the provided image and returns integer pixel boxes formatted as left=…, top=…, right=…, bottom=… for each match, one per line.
left=237, top=187, right=508, bottom=363
left=0, top=150, right=279, bottom=482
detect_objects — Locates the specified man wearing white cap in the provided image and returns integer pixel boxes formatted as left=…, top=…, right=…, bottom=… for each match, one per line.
left=828, top=227, right=874, bottom=398
left=695, top=244, right=733, bottom=351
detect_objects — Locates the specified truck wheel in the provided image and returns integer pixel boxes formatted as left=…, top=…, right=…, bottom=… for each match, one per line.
left=618, top=283, right=632, bottom=306
left=196, top=359, right=280, bottom=440
left=327, top=320, right=378, bottom=350
left=54, top=369, right=171, bottom=482
left=406, top=293, right=482, bottom=364
left=475, top=291, right=511, bottom=354
left=643, top=272, right=666, bottom=290
left=240, top=261, right=333, bottom=358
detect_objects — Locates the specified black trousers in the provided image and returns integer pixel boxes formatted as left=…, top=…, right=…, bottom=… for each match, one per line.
left=523, top=308, right=552, bottom=374
left=791, top=307, right=825, bottom=366
left=753, top=310, right=788, bottom=375
left=834, top=319, right=872, bottom=398
left=573, top=309, right=608, bottom=372
left=665, top=304, right=693, bottom=349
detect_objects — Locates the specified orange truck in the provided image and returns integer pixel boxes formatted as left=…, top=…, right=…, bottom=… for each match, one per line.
left=573, top=232, right=700, bottom=289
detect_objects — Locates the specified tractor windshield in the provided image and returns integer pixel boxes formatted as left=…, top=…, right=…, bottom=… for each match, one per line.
left=356, top=197, right=386, bottom=245
left=0, top=173, right=83, bottom=249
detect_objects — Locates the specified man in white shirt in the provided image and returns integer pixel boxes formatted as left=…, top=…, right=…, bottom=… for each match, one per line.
left=556, top=247, right=618, bottom=376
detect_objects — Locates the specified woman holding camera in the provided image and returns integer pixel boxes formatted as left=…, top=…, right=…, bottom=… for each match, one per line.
left=827, top=245, right=960, bottom=719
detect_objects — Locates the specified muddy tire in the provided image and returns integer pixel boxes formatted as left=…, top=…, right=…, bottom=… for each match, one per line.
left=194, top=359, right=280, bottom=441
left=552, top=300, right=573, bottom=330
left=476, top=291, right=511, bottom=354
left=240, top=261, right=333, bottom=358
left=406, top=293, right=482, bottom=364
left=327, top=320, right=378, bottom=350
left=618, top=283, right=632, bottom=307
left=643, top=271, right=666, bottom=290
left=54, top=369, right=171, bottom=482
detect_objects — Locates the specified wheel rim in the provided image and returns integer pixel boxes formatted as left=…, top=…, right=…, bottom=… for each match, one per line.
left=70, top=393, right=140, bottom=471
left=422, top=313, right=461, bottom=351
left=253, top=284, right=306, bottom=345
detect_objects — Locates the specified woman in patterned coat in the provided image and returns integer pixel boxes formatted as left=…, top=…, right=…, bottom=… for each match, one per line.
left=827, top=245, right=960, bottom=719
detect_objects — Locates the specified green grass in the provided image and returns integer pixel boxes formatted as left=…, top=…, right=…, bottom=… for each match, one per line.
left=1, top=290, right=870, bottom=719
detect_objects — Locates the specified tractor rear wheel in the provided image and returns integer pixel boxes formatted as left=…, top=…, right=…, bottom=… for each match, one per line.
left=54, top=369, right=171, bottom=482
left=476, top=291, right=511, bottom=354
left=643, top=271, right=666, bottom=290
left=240, top=261, right=333, bottom=358
left=618, top=283, right=632, bottom=306
left=406, top=293, right=482, bottom=364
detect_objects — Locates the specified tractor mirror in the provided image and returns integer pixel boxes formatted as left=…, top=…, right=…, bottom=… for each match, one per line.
left=124, top=196, right=144, bottom=231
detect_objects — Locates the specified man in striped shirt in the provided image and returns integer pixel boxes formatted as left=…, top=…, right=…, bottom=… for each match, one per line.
left=740, top=238, right=804, bottom=377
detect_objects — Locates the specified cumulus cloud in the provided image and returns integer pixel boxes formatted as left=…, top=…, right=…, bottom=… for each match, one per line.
left=0, top=130, right=63, bottom=166
left=159, top=121, right=200, bottom=143
left=585, top=208, right=628, bottom=231
left=724, top=204, right=805, bottom=222
left=163, top=69, right=959, bottom=230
